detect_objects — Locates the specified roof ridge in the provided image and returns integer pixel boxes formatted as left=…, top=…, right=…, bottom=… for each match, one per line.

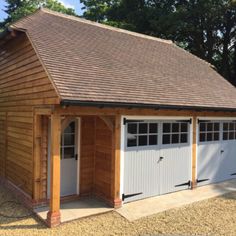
left=40, top=8, right=173, bottom=45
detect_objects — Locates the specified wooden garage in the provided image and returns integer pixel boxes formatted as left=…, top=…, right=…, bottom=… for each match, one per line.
left=1, top=8, right=236, bottom=227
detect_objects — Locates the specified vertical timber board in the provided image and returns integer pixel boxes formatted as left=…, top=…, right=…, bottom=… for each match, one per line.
left=33, top=114, right=43, bottom=201
left=113, top=115, right=121, bottom=204
left=49, top=113, right=61, bottom=213
left=192, top=116, right=197, bottom=188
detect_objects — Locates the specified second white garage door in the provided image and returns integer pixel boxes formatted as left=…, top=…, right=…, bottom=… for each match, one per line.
left=123, top=119, right=192, bottom=203
left=197, top=120, right=236, bottom=186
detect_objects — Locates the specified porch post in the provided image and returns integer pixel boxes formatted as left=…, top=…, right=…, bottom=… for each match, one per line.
left=112, top=114, right=122, bottom=208
left=46, top=113, right=61, bottom=227
left=191, top=116, right=197, bottom=189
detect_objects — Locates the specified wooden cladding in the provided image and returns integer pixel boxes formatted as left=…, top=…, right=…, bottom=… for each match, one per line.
left=80, top=116, right=95, bottom=195
left=0, top=34, right=59, bottom=196
left=79, top=116, right=115, bottom=203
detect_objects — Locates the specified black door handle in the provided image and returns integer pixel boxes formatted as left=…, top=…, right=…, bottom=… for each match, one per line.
left=160, top=156, right=164, bottom=161
left=220, top=150, right=224, bottom=154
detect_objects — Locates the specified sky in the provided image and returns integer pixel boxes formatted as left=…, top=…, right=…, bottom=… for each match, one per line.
left=0, top=0, right=84, bottom=21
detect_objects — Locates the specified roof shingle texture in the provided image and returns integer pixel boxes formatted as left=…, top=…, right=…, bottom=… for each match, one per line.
left=11, top=9, right=236, bottom=109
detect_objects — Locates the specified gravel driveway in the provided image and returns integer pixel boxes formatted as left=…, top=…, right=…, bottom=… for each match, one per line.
left=0, top=185, right=236, bottom=236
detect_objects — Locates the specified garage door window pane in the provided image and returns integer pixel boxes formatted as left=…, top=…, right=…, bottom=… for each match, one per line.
left=163, top=134, right=171, bottom=144
left=128, top=123, right=137, bottom=134
left=138, top=135, right=147, bottom=146
left=149, top=135, right=157, bottom=145
left=163, top=123, right=171, bottom=133
left=149, top=123, right=158, bottom=133
left=223, top=132, right=228, bottom=140
left=200, top=123, right=206, bottom=132
left=229, top=123, right=234, bottom=130
left=214, top=133, right=219, bottom=141
left=172, top=134, right=179, bottom=144
left=139, top=123, right=148, bottom=134
left=127, top=136, right=137, bottom=147
left=200, top=133, right=206, bottom=142
left=172, top=123, right=179, bottom=133
left=223, top=123, right=228, bottom=131
left=207, top=123, right=213, bottom=131
left=229, top=132, right=234, bottom=140
left=214, top=123, right=220, bottom=131
left=181, top=133, right=188, bottom=143
left=207, top=133, right=213, bottom=141
left=181, top=123, right=188, bottom=132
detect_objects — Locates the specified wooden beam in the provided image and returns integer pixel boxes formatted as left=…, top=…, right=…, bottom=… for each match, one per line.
left=33, top=114, right=42, bottom=202
left=34, top=106, right=53, bottom=115
left=55, top=105, right=236, bottom=118
left=46, top=113, right=61, bottom=227
left=111, top=115, right=122, bottom=208
left=192, top=116, right=197, bottom=188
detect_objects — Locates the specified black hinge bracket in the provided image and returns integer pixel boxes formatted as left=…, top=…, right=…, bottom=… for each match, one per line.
left=123, top=118, right=144, bottom=125
left=175, top=180, right=191, bottom=188
left=122, top=192, right=143, bottom=201
left=196, top=178, right=209, bottom=183
left=75, top=154, right=78, bottom=160
left=178, top=119, right=192, bottom=124
left=198, top=119, right=211, bottom=124
left=231, top=173, right=236, bottom=176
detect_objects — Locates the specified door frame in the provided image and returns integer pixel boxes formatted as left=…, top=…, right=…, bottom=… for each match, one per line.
left=120, top=115, right=193, bottom=202
left=47, top=117, right=81, bottom=198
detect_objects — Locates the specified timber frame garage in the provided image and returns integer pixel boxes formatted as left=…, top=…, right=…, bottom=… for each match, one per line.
left=1, top=8, right=236, bottom=227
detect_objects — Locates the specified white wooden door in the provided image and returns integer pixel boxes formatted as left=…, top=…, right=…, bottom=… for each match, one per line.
left=197, top=120, right=236, bottom=186
left=123, top=121, right=161, bottom=203
left=123, top=119, right=192, bottom=203
left=60, top=121, right=78, bottom=197
left=159, top=121, right=191, bottom=194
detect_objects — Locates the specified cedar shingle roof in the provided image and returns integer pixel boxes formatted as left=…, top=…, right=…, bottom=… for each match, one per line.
left=10, top=8, right=236, bottom=110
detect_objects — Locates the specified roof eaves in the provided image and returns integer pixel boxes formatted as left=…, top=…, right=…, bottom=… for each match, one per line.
left=60, top=100, right=236, bottom=113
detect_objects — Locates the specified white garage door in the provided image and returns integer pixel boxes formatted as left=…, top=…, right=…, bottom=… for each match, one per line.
left=197, top=120, right=236, bottom=186
left=123, top=119, right=192, bottom=203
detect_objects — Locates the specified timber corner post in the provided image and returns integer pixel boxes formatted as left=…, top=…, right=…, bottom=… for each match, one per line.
left=191, top=115, right=197, bottom=189
left=112, top=114, right=122, bottom=209
left=46, top=112, right=61, bottom=227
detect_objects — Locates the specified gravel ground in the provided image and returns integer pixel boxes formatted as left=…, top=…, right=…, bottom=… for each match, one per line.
left=0, top=185, right=236, bottom=236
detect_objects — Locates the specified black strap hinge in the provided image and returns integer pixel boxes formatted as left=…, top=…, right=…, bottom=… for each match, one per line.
left=175, top=180, right=192, bottom=188
left=123, top=118, right=144, bottom=125
left=178, top=119, right=192, bottom=124
left=231, top=173, right=236, bottom=176
left=122, top=192, right=143, bottom=201
left=196, top=178, right=209, bottom=183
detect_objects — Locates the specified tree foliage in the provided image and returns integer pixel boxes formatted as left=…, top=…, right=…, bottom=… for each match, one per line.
left=0, top=0, right=76, bottom=29
left=82, top=0, right=236, bottom=85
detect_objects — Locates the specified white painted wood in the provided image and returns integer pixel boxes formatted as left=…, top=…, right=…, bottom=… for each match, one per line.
left=197, top=119, right=236, bottom=186
left=123, top=117, right=192, bottom=203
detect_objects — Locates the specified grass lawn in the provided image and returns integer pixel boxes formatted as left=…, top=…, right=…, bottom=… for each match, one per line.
left=0, top=185, right=236, bottom=236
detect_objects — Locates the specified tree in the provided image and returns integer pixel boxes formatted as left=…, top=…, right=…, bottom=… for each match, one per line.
left=0, top=0, right=76, bottom=30
left=81, top=0, right=236, bottom=85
